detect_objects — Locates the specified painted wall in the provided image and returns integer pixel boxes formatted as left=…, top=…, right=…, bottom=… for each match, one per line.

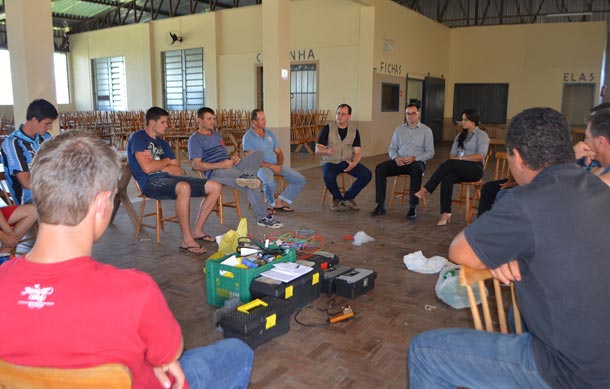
left=65, top=0, right=606, bottom=154
left=445, top=21, right=606, bottom=140
left=70, top=23, right=153, bottom=111
left=367, top=0, right=450, bottom=155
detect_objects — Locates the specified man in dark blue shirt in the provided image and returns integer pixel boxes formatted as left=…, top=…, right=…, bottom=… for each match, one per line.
left=409, top=107, right=610, bottom=388
left=127, top=107, right=220, bottom=254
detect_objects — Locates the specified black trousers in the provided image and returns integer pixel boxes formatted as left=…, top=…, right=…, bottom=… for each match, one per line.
left=423, top=159, right=483, bottom=214
left=374, top=160, right=425, bottom=207
left=477, top=179, right=508, bottom=217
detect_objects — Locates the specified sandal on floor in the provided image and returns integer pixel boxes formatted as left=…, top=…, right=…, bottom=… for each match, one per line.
left=179, top=245, right=206, bottom=254
left=273, top=205, right=294, bottom=212
left=195, top=235, right=215, bottom=242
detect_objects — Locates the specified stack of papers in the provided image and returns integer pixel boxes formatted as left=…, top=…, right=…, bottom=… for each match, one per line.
left=260, top=262, right=313, bottom=283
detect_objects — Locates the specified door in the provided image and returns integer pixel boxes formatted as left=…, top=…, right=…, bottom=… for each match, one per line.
left=562, top=83, right=595, bottom=126
left=422, top=77, right=445, bottom=143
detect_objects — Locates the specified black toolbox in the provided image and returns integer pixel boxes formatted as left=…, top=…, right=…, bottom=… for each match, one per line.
left=335, top=268, right=377, bottom=299
left=219, top=296, right=292, bottom=349
left=321, top=265, right=352, bottom=294
left=249, top=269, right=321, bottom=314
left=305, top=251, right=340, bottom=271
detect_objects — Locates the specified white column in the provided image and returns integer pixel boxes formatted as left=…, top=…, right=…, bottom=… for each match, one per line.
left=262, top=1, right=291, bottom=166
left=6, top=0, right=57, bottom=126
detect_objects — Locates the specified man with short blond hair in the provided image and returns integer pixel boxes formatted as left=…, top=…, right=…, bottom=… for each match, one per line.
left=0, top=131, right=254, bottom=388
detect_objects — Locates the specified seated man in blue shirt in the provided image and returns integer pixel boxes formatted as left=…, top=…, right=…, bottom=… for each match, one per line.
left=127, top=107, right=220, bottom=254
left=188, top=107, right=283, bottom=229
left=1, top=99, right=57, bottom=205
left=409, top=107, right=610, bottom=388
left=242, top=109, right=306, bottom=213
left=371, top=104, right=434, bottom=219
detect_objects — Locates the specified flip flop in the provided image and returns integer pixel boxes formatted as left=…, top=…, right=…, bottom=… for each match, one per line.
left=195, top=234, right=215, bottom=242
left=179, top=245, right=206, bottom=254
left=273, top=205, right=294, bottom=212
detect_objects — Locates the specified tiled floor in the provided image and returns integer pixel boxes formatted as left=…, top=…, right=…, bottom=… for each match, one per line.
left=95, top=143, right=497, bottom=388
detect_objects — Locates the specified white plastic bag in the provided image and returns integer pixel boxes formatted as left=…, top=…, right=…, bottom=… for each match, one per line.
left=352, top=230, right=375, bottom=246
left=435, top=264, right=487, bottom=309
left=403, top=251, right=448, bottom=274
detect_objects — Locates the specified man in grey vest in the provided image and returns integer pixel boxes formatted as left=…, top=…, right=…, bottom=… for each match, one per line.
left=315, top=103, right=372, bottom=211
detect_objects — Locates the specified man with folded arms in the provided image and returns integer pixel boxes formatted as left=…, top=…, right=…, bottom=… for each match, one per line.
left=127, top=107, right=220, bottom=254
left=408, top=107, right=610, bottom=388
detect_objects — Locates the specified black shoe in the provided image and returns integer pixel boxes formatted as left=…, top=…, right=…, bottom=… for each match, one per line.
left=407, top=207, right=416, bottom=219
left=370, top=204, right=386, bottom=216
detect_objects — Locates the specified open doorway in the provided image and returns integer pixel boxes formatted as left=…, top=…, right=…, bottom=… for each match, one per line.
left=562, top=83, right=595, bottom=126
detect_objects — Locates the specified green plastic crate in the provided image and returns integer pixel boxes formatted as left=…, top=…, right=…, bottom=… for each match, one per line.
left=205, top=249, right=296, bottom=307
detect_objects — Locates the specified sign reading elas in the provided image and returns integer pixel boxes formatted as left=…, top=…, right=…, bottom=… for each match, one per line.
left=563, top=72, right=595, bottom=82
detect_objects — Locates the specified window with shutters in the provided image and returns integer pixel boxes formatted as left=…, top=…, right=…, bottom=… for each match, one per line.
left=162, top=48, right=204, bottom=110
left=92, top=56, right=126, bottom=111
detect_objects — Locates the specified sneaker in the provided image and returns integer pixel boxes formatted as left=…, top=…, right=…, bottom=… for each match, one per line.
left=257, top=216, right=283, bottom=229
left=236, top=174, right=261, bottom=189
left=330, top=200, right=342, bottom=211
left=370, top=204, right=386, bottom=216
left=342, top=199, right=360, bottom=210
left=407, top=207, right=417, bottom=219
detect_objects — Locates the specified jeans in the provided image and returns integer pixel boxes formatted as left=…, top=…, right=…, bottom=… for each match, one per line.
left=209, top=151, right=268, bottom=220
left=408, top=328, right=551, bottom=389
left=256, top=166, right=307, bottom=205
left=144, top=175, right=208, bottom=200
left=422, top=160, right=483, bottom=214
left=322, top=161, right=372, bottom=202
left=374, top=160, right=424, bottom=207
left=180, top=338, right=254, bottom=389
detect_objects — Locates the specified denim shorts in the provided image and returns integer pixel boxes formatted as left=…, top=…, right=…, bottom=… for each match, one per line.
left=143, top=175, right=207, bottom=200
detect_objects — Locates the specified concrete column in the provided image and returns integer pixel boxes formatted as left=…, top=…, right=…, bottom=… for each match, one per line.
left=6, top=0, right=57, bottom=126
left=262, top=1, right=291, bottom=166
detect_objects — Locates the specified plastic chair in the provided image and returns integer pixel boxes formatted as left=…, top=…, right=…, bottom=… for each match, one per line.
left=389, top=174, right=427, bottom=209
left=0, top=359, right=132, bottom=388
left=134, top=181, right=179, bottom=243
left=459, top=265, right=522, bottom=334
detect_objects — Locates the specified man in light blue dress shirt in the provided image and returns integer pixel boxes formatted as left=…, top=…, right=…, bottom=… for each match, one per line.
left=371, top=104, right=434, bottom=219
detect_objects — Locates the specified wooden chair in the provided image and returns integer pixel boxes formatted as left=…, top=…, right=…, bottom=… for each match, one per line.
left=134, top=181, right=179, bottom=243
left=389, top=174, right=427, bottom=209
left=0, top=172, right=15, bottom=206
left=0, top=359, right=132, bottom=388
left=197, top=171, right=242, bottom=224
left=461, top=151, right=510, bottom=222
left=572, top=128, right=586, bottom=144
left=321, top=173, right=354, bottom=205
left=273, top=174, right=287, bottom=198
left=459, top=265, right=522, bottom=334
left=452, top=150, right=492, bottom=225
